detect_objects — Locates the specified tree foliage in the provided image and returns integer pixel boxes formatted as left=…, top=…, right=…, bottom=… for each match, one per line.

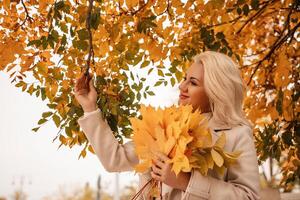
left=0, top=0, right=299, bottom=190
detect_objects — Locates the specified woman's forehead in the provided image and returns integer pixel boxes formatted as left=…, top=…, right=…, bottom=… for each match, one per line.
left=185, top=62, right=204, bottom=79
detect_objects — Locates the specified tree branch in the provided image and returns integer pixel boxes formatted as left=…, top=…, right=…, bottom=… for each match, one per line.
left=236, top=0, right=276, bottom=35
left=20, top=0, right=34, bottom=27
left=85, top=0, right=94, bottom=76
left=247, top=22, right=300, bottom=85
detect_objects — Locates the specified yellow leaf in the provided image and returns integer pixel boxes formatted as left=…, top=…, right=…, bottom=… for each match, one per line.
left=27, top=84, right=35, bottom=95
left=20, top=55, right=35, bottom=73
left=214, top=165, right=226, bottom=176
left=211, top=148, right=224, bottom=167
left=61, top=80, right=69, bottom=90
left=126, top=0, right=139, bottom=8
left=134, top=159, right=151, bottom=173
left=3, top=0, right=10, bottom=11
left=36, top=62, right=48, bottom=76
left=0, top=39, right=25, bottom=70
left=215, top=132, right=226, bottom=148
left=88, top=145, right=95, bottom=154
left=204, top=152, right=214, bottom=169
left=164, top=137, right=176, bottom=156
left=39, top=0, right=48, bottom=13
left=171, top=149, right=190, bottom=176
left=98, top=41, right=109, bottom=57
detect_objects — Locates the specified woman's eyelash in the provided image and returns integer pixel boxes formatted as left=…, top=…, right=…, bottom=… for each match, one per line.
left=183, top=77, right=197, bottom=85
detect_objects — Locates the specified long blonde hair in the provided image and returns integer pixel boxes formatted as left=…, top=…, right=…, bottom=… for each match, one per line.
left=193, top=51, right=251, bottom=128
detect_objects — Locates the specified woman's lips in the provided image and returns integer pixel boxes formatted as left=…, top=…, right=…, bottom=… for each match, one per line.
left=179, top=94, right=189, bottom=99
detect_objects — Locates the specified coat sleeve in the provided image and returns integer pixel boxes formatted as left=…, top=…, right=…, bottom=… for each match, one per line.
left=181, top=126, right=261, bottom=200
left=77, top=108, right=139, bottom=172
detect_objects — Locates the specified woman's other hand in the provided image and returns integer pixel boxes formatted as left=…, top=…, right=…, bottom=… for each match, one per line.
left=74, top=74, right=98, bottom=112
left=151, top=151, right=191, bottom=191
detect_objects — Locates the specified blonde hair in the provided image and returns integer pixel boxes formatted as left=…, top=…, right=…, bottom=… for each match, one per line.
left=193, top=51, right=251, bottom=128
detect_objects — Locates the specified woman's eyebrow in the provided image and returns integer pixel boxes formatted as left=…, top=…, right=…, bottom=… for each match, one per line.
left=190, top=77, right=201, bottom=82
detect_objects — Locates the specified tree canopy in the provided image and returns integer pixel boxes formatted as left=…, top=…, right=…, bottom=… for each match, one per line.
left=0, top=0, right=299, bottom=190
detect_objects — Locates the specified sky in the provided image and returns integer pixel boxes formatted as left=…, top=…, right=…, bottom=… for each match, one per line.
left=0, top=70, right=180, bottom=199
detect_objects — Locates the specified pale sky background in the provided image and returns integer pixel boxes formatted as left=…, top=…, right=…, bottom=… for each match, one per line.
left=0, top=68, right=180, bottom=199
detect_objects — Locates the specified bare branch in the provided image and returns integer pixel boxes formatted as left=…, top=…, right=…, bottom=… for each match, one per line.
left=20, top=0, right=34, bottom=27
left=85, top=0, right=95, bottom=76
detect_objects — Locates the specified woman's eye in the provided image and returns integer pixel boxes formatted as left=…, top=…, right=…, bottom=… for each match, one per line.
left=191, top=82, right=197, bottom=86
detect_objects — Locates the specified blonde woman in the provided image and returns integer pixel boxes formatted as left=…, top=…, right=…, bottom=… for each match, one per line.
left=74, top=51, right=261, bottom=199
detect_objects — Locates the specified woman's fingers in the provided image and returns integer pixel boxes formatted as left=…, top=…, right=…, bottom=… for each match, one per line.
left=152, top=157, right=165, bottom=168
left=151, top=163, right=162, bottom=175
left=88, top=78, right=96, bottom=92
left=151, top=171, right=161, bottom=181
left=153, top=151, right=170, bottom=162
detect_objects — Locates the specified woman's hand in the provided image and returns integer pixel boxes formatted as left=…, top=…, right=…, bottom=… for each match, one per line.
left=74, top=75, right=98, bottom=112
left=151, top=151, right=191, bottom=191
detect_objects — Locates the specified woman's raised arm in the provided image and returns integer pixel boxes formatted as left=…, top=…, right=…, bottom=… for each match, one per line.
left=74, top=75, right=139, bottom=172
left=77, top=109, right=139, bottom=172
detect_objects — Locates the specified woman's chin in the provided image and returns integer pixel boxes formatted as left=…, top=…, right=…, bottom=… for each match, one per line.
left=178, top=99, right=189, bottom=106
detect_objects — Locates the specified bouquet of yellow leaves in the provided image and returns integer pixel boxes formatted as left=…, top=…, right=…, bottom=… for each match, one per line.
left=129, top=104, right=242, bottom=199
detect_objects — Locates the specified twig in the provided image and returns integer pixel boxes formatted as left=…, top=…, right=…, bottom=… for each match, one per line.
left=85, top=0, right=95, bottom=76
left=236, top=0, right=276, bottom=35
left=205, top=15, right=242, bottom=29
left=247, top=22, right=300, bottom=85
left=105, top=0, right=149, bottom=17
left=20, top=0, right=34, bottom=27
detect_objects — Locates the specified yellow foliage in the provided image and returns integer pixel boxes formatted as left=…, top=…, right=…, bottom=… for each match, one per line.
left=131, top=105, right=241, bottom=177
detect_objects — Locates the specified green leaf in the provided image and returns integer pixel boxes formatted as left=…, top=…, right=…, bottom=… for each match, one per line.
left=125, top=51, right=134, bottom=61
left=73, top=40, right=88, bottom=51
left=91, top=9, right=101, bottom=30
left=171, top=77, right=175, bottom=86
left=242, top=4, right=250, bottom=16
left=130, top=71, right=134, bottom=81
left=141, top=60, right=150, bottom=68
left=38, top=118, right=48, bottom=125
left=251, top=0, right=259, bottom=10
left=47, top=103, right=57, bottom=109
left=65, top=126, right=73, bottom=137
left=158, top=69, right=164, bottom=77
left=148, top=68, right=154, bottom=75
left=237, top=0, right=245, bottom=5
left=53, top=114, right=61, bottom=128
left=137, top=92, right=141, bottom=101
left=60, top=23, right=68, bottom=33
left=147, top=91, right=155, bottom=96
left=41, top=87, right=46, bottom=100
left=51, top=30, right=59, bottom=42
left=77, top=29, right=90, bottom=40
left=42, top=112, right=53, bottom=118
left=32, top=127, right=40, bottom=132
left=216, top=32, right=225, bottom=40
left=237, top=7, right=242, bottom=15
left=154, top=81, right=163, bottom=87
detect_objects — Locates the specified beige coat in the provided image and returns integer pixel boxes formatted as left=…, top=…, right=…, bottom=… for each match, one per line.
left=77, top=109, right=261, bottom=200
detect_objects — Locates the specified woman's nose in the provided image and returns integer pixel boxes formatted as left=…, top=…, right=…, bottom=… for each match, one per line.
left=179, top=80, right=187, bottom=91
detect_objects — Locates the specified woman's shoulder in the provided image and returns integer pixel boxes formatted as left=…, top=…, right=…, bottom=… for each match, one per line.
left=225, top=124, right=256, bottom=152
left=211, top=124, right=253, bottom=151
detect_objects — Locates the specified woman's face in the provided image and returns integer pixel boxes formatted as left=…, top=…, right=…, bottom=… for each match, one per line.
left=178, top=62, right=210, bottom=113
